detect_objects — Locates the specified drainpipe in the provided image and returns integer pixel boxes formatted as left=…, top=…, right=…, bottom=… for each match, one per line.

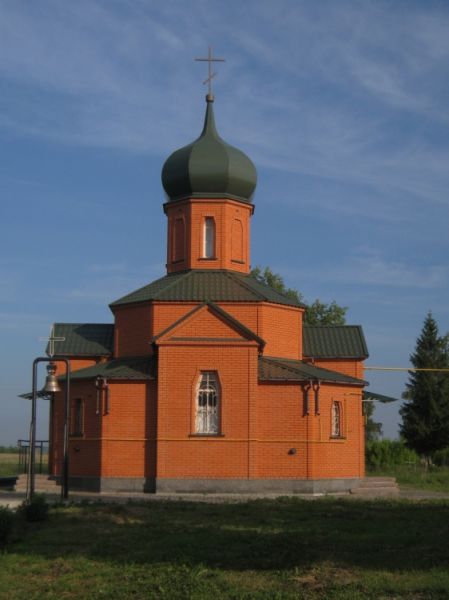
left=313, top=380, right=321, bottom=415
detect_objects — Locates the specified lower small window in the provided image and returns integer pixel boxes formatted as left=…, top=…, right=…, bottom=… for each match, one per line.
left=71, top=398, right=84, bottom=436
left=331, top=401, right=342, bottom=437
left=195, top=372, right=219, bottom=434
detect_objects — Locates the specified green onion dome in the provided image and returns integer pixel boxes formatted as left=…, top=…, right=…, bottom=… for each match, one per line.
left=162, top=96, right=257, bottom=204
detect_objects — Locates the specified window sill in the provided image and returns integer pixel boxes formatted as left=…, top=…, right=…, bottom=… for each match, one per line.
left=231, top=259, right=245, bottom=264
left=198, top=257, right=218, bottom=261
left=330, top=436, right=346, bottom=440
left=189, top=433, right=224, bottom=438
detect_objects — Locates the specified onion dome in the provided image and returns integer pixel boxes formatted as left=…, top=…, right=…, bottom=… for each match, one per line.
left=162, top=96, right=257, bottom=204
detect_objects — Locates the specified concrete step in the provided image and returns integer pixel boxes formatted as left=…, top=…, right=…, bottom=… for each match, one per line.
left=15, top=474, right=58, bottom=492
left=350, top=477, right=399, bottom=497
left=351, top=486, right=400, bottom=497
left=358, top=477, right=398, bottom=488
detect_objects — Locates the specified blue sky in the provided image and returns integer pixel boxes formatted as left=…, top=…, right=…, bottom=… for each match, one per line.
left=1, top=0, right=449, bottom=445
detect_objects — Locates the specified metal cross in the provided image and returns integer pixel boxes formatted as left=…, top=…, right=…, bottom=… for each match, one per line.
left=39, top=326, right=65, bottom=358
left=194, top=46, right=225, bottom=99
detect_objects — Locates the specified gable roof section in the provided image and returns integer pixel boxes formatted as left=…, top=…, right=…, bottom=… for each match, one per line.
left=153, top=302, right=265, bottom=347
left=303, top=325, right=369, bottom=359
left=259, top=356, right=366, bottom=385
left=64, top=356, right=155, bottom=381
left=46, top=323, right=114, bottom=357
left=110, top=270, right=305, bottom=309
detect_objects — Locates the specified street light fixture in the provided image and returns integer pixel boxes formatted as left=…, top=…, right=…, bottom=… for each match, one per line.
left=27, top=357, right=71, bottom=503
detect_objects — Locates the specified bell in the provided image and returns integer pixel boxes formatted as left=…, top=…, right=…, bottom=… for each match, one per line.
left=41, top=362, right=61, bottom=394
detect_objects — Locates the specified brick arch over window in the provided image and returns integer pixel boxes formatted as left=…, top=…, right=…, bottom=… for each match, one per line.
left=231, top=218, right=244, bottom=262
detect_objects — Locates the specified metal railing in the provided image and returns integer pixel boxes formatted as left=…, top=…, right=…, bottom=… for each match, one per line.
left=17, top=439, right=48, bottom=474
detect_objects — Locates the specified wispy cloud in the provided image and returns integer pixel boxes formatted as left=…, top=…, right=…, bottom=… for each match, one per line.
left=283, top=251, right=449, bottom=290
left=0, top=0, right=448, bottom=225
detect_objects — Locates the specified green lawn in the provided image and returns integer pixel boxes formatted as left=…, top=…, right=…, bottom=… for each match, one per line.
left=0, top=453, right=20, bottom=476
left=0, top=452, right=48, bottom=477
left=1, top=497, right=449, bottom=599
left=368, top=465, right=449, bottom=493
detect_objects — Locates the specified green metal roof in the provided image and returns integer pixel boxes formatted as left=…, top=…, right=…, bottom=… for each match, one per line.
left=47, top=323, right=113, bottom=357
left=65, top=356, right=155, bottom=381
left=258, top=356, right=366, bottom=385
left=303, top=325, right=369, bottom=359
left=110, top=270, right=305, bottom=308
left=363, top=391, right=398, bottom=403
left=161, top=97, right=257, bottom=204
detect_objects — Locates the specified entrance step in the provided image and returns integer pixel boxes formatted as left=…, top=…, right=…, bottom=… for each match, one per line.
left=350, top=477, right=399, bottom=497
left=15, top=474, right=58, bottom=493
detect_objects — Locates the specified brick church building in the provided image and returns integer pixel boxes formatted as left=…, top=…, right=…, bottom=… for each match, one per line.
left=46, top=93, right=369, bottom=494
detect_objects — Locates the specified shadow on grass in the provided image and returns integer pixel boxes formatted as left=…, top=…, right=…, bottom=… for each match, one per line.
left=11, top=497, right=449, bottom=572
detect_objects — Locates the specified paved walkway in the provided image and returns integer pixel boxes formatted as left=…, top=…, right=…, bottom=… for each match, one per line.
left=1, top=486, right=449, bottom=508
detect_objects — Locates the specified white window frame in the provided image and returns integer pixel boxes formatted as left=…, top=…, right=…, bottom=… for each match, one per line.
left=195, top=372, right=220, bottom=434
left=203, top=217, right=215, bottom=259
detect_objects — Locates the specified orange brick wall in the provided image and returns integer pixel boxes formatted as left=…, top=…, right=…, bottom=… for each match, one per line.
left=51, top=380, right=101, bottom=478
left=152, top=303, right=196, bottom=338
left=50, top=368, right=364, bottom=483
left=258, top=304, right=302, bottom=359
left=254, top=382, right=364, bottom=479
left=156, top=344, right=258, bottom=479
left=113, top=304, right=153, bottom=357
left=165, top=306, right=244, bottom=340
left=51, top=380, right=157, bottom=480
left=165, top=198, right=252, bottom=274
left=53, top=358, right=98, bottom=377
left=308, top=358, right=364, bottom=380
left=100, top=381, right=156, bottom=478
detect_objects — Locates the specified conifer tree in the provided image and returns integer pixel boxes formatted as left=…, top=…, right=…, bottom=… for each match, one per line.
left=400, top=312, right=449, bottom=464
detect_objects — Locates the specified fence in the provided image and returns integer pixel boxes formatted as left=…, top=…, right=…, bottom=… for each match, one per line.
left=17, top=439, right=49, bottom=474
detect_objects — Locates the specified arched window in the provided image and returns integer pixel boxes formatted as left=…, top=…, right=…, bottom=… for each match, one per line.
left=331, top=401, right=342, bottom=437
left=231, top=218, right=244, bottom=262
left=196, top=372, right=219, bottom=434
left=203, top=217, right=215, bottom=259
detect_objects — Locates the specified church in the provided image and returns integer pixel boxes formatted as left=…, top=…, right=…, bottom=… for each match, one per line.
left=45, top=88, right=369, bottom=494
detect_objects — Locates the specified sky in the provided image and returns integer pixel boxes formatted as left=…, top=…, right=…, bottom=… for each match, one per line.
left=1, top=0, right=449, bottom=445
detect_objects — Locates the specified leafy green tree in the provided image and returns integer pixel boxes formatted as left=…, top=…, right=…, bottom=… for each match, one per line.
left=250, top=266, right=347, bottom=325
left=400, top=312, right=449, bottom=465
left=363, top=401, right=383, bottom=442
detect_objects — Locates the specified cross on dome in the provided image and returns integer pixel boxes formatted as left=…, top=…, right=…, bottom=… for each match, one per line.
left=194, top=46, right=225, bottom=101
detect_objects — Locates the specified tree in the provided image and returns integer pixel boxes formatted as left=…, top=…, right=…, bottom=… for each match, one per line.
left=250, top=266, right=347, bottom=325
left=363, top=401, right=383, bottom=442
left=400, top=312, right=449, bottom=465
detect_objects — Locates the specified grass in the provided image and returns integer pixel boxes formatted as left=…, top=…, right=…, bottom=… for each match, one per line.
left=368, top=465, right=449, bottom=493
left=0, top=453, right=48, bottom=477
left=1, top=497, right=449, bottom=599
left=0, top=454, right=20, bottom=477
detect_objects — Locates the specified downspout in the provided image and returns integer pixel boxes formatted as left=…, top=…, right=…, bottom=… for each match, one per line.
left=313, top=380, right=321, bottom=415
left=304, top=380, right=312, bottom=479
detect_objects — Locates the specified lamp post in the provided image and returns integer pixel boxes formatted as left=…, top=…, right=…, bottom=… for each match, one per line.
left=27, top=357, right=71, bottom=502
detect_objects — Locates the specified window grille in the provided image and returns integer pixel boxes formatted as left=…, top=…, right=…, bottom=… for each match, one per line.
left=331, top=401, right=341, bottom=437
left=196, top=372, right=219, bottom=434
